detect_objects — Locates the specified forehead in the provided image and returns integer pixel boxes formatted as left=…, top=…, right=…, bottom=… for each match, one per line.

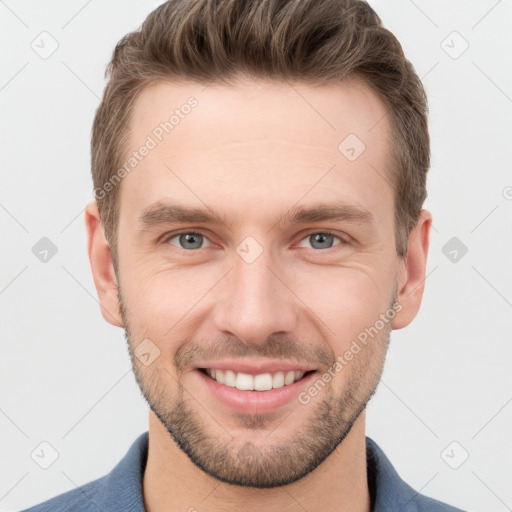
left=129, top=77, right=389, bottom=151
left=119, top=77, right=393, bottom=229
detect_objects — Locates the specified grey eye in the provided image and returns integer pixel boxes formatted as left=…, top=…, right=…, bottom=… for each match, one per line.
left=169, top=232, right=207, bottom=250
left=299, top=232, right=342, bottom=250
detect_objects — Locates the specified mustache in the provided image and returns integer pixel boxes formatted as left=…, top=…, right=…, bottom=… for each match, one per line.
left=173, top=335, right=333, bottom=372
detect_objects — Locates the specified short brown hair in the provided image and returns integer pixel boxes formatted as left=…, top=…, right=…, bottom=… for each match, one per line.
left=91, top=0, right=429, bottom=265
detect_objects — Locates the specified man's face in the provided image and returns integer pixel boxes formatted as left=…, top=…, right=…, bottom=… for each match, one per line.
left=113, top=77, right=402, bottom=487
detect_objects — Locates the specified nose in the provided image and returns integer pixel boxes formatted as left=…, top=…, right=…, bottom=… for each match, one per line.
left=212, top=247, right=299, bottom=346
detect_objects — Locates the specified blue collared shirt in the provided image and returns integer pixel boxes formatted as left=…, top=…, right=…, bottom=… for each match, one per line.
left=20, top=431, right=467, bottom=511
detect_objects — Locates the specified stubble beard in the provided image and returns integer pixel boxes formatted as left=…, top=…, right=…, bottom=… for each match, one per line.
left=118, top=284, right=394, bottom=488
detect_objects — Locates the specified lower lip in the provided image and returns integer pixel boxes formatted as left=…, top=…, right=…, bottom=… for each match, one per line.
left=194, top=369, right=317, bottom=414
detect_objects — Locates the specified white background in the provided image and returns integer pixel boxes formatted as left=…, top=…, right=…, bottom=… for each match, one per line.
left=1, top=1, right=511, bottom=511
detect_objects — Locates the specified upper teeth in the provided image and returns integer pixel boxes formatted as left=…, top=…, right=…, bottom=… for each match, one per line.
left=205, top=369, right=306, bottom=391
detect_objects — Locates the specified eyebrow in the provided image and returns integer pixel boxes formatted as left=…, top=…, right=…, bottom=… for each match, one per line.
left=137, top=200, right=374, bottom=231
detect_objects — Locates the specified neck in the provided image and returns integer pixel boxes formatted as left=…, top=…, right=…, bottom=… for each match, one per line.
left=142, top=410, right=371, bottom=512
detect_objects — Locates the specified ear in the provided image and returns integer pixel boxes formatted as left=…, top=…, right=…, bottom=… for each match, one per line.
left=84, top=200, right=123, bottom=327
left=391, top=209, right=432, bottom=330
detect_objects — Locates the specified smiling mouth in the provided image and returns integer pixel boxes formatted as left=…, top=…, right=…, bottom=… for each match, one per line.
left=198, top=368, right=315, bottom=391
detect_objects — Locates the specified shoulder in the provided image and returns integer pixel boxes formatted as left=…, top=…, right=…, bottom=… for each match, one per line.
left=366, top=436, right=468, bottom=512
left=404, top=491, right=468, bottom=512
left=18, top=431, right=149, bottom=512
left=17, top=475, right=107, bottom=512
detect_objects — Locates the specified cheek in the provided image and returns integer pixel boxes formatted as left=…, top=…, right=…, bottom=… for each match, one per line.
left=293, top=265, right=393, bottom=351
left=122, top=264, right=219, bottom=335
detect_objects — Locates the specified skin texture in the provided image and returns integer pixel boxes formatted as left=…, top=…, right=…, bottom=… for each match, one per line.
left=85, top=77, right=431, bottom=512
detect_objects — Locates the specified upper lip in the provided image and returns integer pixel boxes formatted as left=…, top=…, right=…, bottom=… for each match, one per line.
left=195, top=359, right=317, bottom=375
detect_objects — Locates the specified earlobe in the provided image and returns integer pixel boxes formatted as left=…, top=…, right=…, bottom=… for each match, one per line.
left=391, top=209, right=432, bottom=330
left=84, top=200, right=123, bottom=327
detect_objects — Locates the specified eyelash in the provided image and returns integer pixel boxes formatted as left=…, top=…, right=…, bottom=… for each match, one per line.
left=162, top=230, right=347, bottom=251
